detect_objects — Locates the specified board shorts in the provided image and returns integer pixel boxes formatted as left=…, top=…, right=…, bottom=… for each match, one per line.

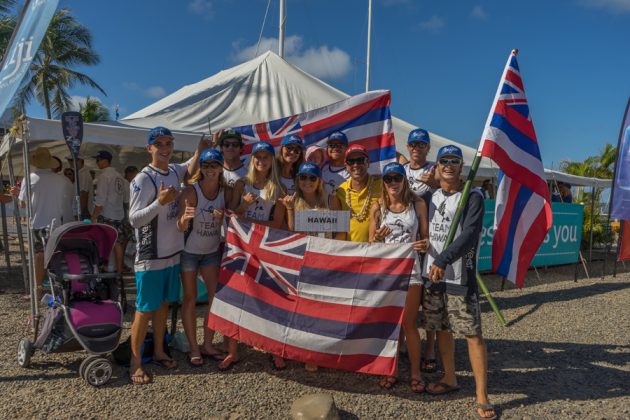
left=419, top=287, right=483, bottom=337
left=134, top=255, right=181, bottom=312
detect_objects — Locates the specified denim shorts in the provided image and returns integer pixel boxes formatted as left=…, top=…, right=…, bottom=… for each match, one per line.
left=180, top=250, right=221, bottom=272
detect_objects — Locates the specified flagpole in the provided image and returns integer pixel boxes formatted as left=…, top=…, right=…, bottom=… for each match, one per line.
left=365, top=0, right=372, bottom=92
left=440, top=51, right=517, bottom=327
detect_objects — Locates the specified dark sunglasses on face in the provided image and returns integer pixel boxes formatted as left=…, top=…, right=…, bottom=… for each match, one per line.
left=285, top=146, right=303, bottom=155
left=222, top=141, right=242, bottom=149
left=409, top=142, right=428, bottom=150
left=200, top=161, right=222, bottom=169
left=383, top=174, right=404, bottom=184
left=346, top=157, right=367, bottom=165
left=327, top=142, right=346, bottom=150
left=438, top=157, right=462, bottom=166
left=298, top=174, right=318, bottom=182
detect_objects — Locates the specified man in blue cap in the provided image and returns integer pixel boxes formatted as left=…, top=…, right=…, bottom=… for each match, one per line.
left=91, top=150, right=127, bottom=273
left=321, top=130, right=350, bottom=194
left=421, top=145, right=495, bottom=420
left=404, top=128, right=438, bottom=203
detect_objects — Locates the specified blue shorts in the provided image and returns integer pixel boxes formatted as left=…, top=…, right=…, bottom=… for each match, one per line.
left=180, top=250, right=221, bottom=272
left=135, top=263, right=181, bottom=312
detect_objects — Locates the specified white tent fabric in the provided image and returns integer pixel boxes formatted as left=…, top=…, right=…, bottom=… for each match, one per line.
left=0, top=51, right=609, bottom=188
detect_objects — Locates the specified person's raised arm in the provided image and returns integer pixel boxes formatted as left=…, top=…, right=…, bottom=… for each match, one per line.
left=176, top=186, right=197, bottom=232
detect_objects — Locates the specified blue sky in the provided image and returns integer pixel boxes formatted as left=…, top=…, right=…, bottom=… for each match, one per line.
left=21, top=0, right=630, bottom=167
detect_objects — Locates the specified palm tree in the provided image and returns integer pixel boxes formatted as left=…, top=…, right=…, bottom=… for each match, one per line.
left=0, top=0, right=16, bottom=56
left=78, top=96, right=110, bottom=122
left=15, top=8, right=106, bottom=119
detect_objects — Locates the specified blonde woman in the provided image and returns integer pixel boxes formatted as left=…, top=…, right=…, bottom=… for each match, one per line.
left=176, top=149, right=232, bottom=367
left=369, top=162, right=429, bottom=393
left=229, top=141, right=287, bottom=370
left=277, top=134, right=305, bottom=195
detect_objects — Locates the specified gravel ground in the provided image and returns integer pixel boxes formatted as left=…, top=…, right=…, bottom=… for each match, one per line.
left=0, top=235, right=629, bottom=419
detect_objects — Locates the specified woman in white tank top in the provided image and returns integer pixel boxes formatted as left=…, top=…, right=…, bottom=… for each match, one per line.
left=368, top=162, right=429, bottom=393
left=176, top=149, right=232, bottom=367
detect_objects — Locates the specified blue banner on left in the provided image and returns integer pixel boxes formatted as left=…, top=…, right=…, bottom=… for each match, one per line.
left=0, top=0, right=60, bottom=119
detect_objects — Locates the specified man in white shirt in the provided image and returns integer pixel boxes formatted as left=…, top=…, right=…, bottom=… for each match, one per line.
left=321, top=130, right=350, bottom=194
left=91, top=150, right=126, bottom=273
left=66, top=155, right=94, bottom=220
left=19, top=147, right=73, bottom=295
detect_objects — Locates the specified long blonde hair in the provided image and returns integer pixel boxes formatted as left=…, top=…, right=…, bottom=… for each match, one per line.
left=295, top=177, right=329, bottom=210
left=244, top=152, right=283, bottom=201
left=380, top=175, right=413, bottom=215
left=190, top=165, right=226, bottom=188
left=277, top=145, right=305, bottom=181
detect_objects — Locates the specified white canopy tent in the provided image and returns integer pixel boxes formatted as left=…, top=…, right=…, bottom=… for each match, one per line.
left=0, top=51, right=610, bottom=188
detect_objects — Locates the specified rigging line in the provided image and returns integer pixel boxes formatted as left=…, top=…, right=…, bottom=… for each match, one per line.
left=255, top=0, right=273, bottom=57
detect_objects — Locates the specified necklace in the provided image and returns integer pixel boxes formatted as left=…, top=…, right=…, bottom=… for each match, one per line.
left=346, top=176, right=373, bottom=221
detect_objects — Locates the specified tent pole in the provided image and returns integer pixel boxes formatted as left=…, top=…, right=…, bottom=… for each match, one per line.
left=6, top=135, right=28, bottom=294
left=588, top=186, right=595, bottom=270
left=278, top=0, right=285, bottom=58
left=365, top=0, right=373, bottom=92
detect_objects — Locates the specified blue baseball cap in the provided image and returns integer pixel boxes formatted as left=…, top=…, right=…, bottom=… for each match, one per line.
left=437, top=145, right=464, bottom=160
left=382, top=162, right=406, bottom=177
left=327, top=131, right=348, bottom=144
left=251, top=141, right=275, bottom=156
left=297, top=162, right=322, bottom=178
left=199, top=148, right=223, bottom=164
left=281, top=134, right=304, bottom=148
left=147, top=126, right=174, bottom=144
left=92, top=150, right=112, bottom=161
left=408, top=128, right=430, bottom=144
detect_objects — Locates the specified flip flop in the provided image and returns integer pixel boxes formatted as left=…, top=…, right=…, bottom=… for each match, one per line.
left=217, top=356, right=240, bottom=371
left=379, top=376, right=398, bottom=390
left=187, top=355, right=204, bottom=368
left=128, top=370, right=151, bottom=385
left=200, top=348, right=226, bottom=361
left=475, top=403, right=497, bottom=420
left=410, top=378, right=426, bottom=394
left=152, top=357, right=177, bottom=370
left=426, top=381, right=460, bottom=396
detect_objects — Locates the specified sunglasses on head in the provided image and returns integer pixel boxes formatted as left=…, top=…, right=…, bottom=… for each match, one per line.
left=438, top=157, right=462, bottom=166
left=409, top=142, right=428, bottom=150
left=327, top=142, right=346, bottom=150
left=298, top=174, right=318, bottom=182
left=222, top=141, right=242, bottom=149
left=346, top=157, right=367, bottom=165
left=284, top=146, right=303, bottom=155
left=383, top=174, right=404, bottom=184
left=200, top=161, right=222, bottom=169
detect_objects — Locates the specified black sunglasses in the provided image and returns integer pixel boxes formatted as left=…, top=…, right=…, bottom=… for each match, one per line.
left=327, top=142, right=347, bottom=150
left=284, top=146, right=303, bottom=155
left=346, top=157, right=367, bottom=165
left=438, top=158, right=462, bottom=166
left=383, top=174, right=404, bottom=184
left=298, top=174, right=318, bottom=182
left=408, top=142, right=428, bottom=149
left=200, top=161, right=222, bottom=169
left=222, top=141, right=242, bottom=149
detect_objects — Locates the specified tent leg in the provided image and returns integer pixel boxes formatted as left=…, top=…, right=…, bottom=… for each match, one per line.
left=574, top=262, right=578, bottom=282
left=588, top=187, right=596, bottom=272
left=533, top=266, right=541, bottom=282
left=500, top=277, right=506, bottom=291
left=7, top=142, right=29, bottom=294
left=0, top=200, right=10, bottom=270
left=579, top=251, right=590, bottom=279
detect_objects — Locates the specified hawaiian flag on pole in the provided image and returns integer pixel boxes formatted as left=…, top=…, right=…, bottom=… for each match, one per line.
left=478, top=50, right=552, bottom=288
left=208, top=218, right=416, bottom=376
left=232, top=90, right=396, bottom=173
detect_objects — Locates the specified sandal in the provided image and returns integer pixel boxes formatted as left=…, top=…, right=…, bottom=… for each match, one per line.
left=475, top=403, right=497, bottom=420
left=410, top=378, right=426, bottom=393
left=187, top=355, right=204, bottom=368
left=379, top=376, right=398, bottom=390
left=426, top=381, right=460, bottom=395
left=200, top=348, right=226, bottom=361
left=218, top=355, right=240, bottom=371
left=421, top=357, right=437, bottom=373
left=128, top=369, right=151, bottom=385
left=152, top=357, right=177, bottom=370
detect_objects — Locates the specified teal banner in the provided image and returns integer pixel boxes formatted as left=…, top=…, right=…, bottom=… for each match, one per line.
left=479, top=201, right=584, bottom=272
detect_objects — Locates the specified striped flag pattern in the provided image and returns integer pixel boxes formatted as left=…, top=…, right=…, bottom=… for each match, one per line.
left=207, top=218, right=415, bottom=376
left=478, top=50, right=552, bottom=288
left=232, top=90, right=396, bottom=173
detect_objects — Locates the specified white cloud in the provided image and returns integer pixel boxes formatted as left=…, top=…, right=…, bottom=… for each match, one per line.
left=579, top=0, right=630, bottom=13
left=188, top=0, right=214, bottom=19
left=123, top=82, right=166, bottom=99
left=471, top=5, right=488, bottom=20
left=231, top=36, right=352, bottom=80
left=418, top=15, right=445, bottom=32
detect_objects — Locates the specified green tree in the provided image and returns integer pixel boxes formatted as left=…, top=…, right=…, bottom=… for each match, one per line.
left=78, top=96, right=110, bottom=122
left=0, top=0, right=16, bottom=56
left=14, top=8, right=105, bottom=119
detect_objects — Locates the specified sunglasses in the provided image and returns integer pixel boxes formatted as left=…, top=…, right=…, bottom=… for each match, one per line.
left=438, top=158, right=462, bottom=166
left=383, top=174, right=404, bottom=184
left=346, top=157, right=367, bottom=165
left=200, top=161, right=222, bottom=169
left=284, top=146, right=303, bottom=155
left=298, top=174, right=318, bottom=182
left=408, top=142, right=428, bottom=149
left=222, top=141, right=242, bottom=149
left=328, top=142, right=347, bottom=150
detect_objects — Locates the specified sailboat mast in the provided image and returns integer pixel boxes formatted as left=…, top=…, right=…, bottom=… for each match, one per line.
left=365, top=0, right=372, bottom=92
left=279, top=0, right=286, bottom=58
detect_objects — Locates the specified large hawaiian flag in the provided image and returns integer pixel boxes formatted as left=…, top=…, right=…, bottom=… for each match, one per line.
left=207, top=218, right=417, bottom=376
left=232, top=90, right=396, bottom=173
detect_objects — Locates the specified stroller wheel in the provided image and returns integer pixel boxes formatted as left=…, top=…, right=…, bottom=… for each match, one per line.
left=17, top=338, right=33, bottom=368
left=84, top=358, right=113, bottom=387
left=79, top=356, right=101, bottom=380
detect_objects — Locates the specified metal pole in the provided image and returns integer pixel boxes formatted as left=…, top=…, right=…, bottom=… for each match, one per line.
left=588, top=186, right=595, bottom=268
left=22, top=120, right=39, bottom=325
left=365, top=0, right=372, bottom=92
left=0, top=170, right=10, bottom=270
left=6, top=136, right=28, bottom=293
left=278, top=0, right=285, bottom=58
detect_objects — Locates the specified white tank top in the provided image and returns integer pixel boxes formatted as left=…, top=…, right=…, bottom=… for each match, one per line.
left=244, top=183, right=274, bottom=221
left=404, top=161, right=434, bottom=198
left=381, top=204, right=418, bottom=244
left=281, top=176, right=296, bottom=195
left=321, top=162, right=350, bottom=195
left=184, top=183, right=224, bottom=254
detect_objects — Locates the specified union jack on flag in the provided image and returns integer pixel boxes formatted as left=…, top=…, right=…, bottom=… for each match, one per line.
left=234, top=114, right=302, bottom=148
left=478, top=50, right=552, bottom=288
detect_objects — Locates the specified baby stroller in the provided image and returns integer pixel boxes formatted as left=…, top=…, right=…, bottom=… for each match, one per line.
left=17, top=221, right=123, bottom=387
